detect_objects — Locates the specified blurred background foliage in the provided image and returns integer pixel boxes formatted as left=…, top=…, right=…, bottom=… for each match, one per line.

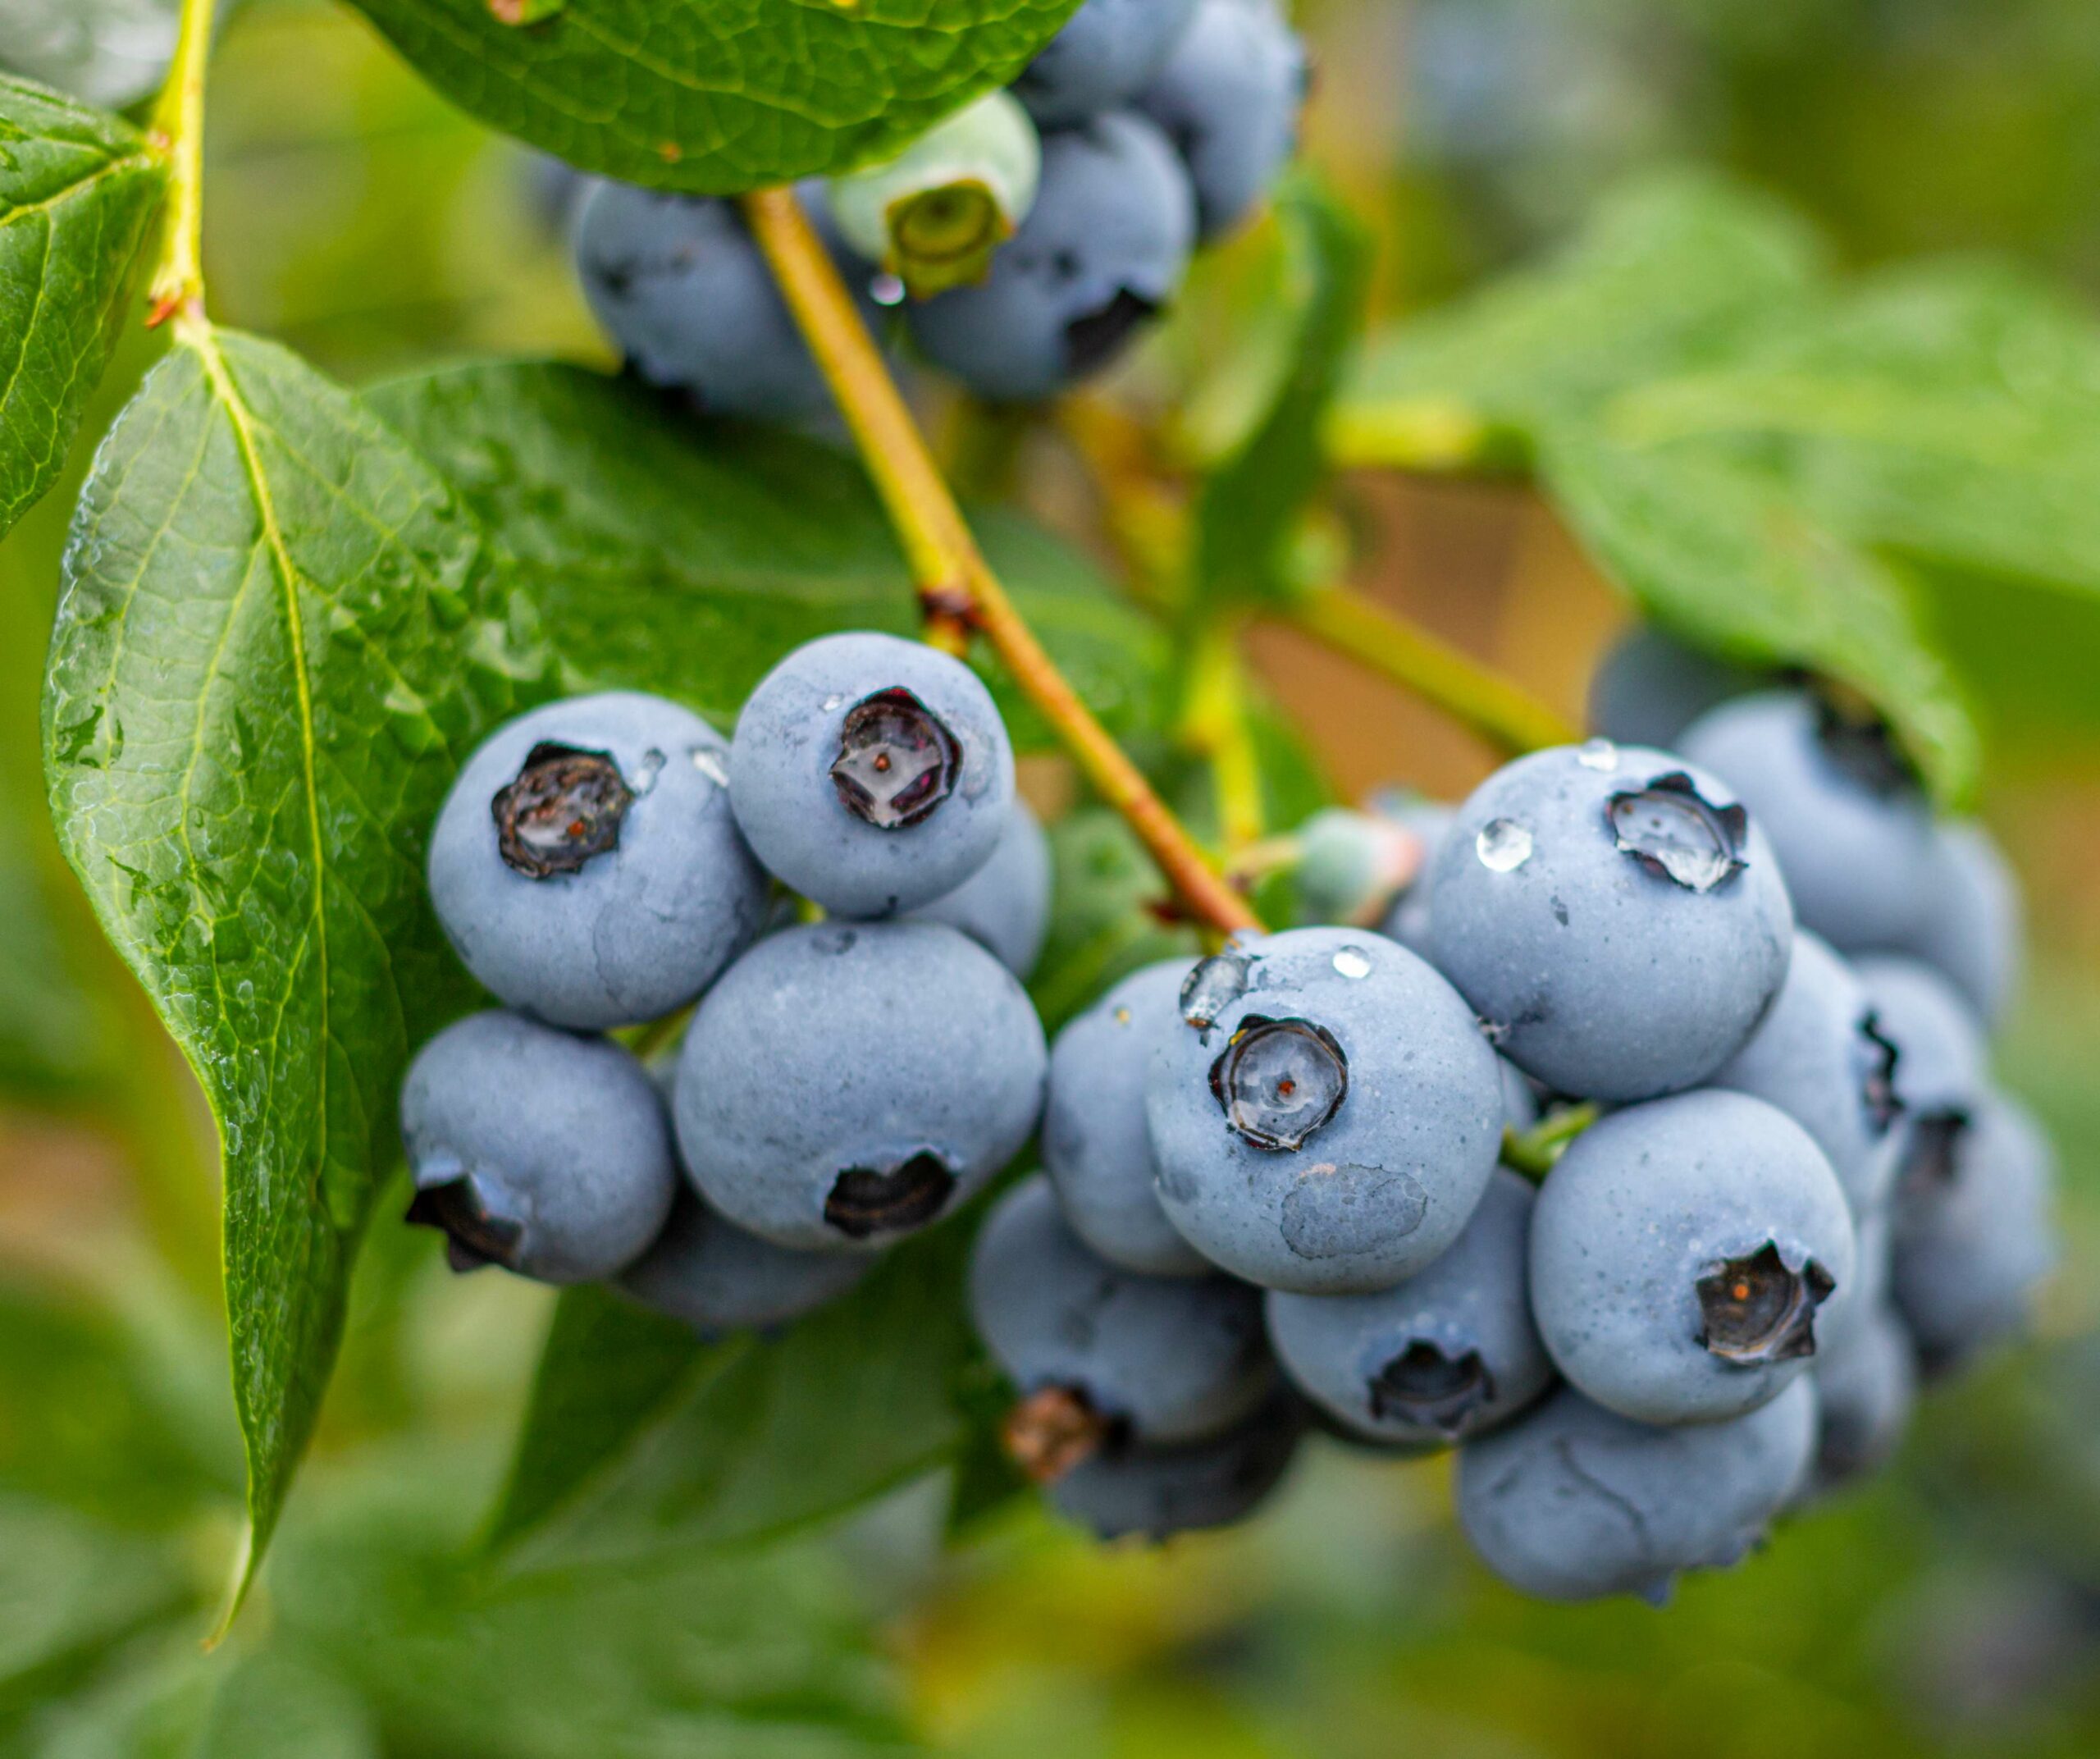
left=2, top=0, right=2099, bottom=1753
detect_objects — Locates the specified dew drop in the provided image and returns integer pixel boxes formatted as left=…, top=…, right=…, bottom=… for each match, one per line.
left=1180, top=953, right=1249, bottom=1032
left=870, top=272, right=907, bottom=308
left=630, top=747, right=667, bottom=795
left=1577, top=737, right=1620, bottom=772
left=1331, top=948, right=1372, bottom=980
left=1476, top=818, right=1534, bottom=872
left=689, top=747, right=729, bottom=788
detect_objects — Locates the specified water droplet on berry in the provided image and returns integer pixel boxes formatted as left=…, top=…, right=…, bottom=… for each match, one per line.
left=631, top=747, right=666, bottom=794
left=1577, top=738, right=1620, bottom=772
left=1331, top=948, right=1372, bottom=980
left=690, top=747, right=729, bottom=788
left=1180, top=953, right=1249, bottom=1032
left=1608, top=772, right=1747, bottom=892
left=870, top=272, right=907, bottom=308
left=1476, top=818, right=1534, bottom=872
left=829, top=688, right=961, bottom=829
left=1209, top=1017, right=1348, bottom=1151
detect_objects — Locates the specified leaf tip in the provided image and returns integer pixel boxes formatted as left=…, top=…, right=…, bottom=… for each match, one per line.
left=201, top=1520, right=258, bottom=1651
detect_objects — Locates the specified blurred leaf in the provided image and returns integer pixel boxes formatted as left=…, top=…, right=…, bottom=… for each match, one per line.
left=1541, top=427, right=1979, bottom=802
left=0, top=75, right=166, bottom=542
left=483, top=1285, right=722, bottom=1556
left=365, top=362, right=1168, bottom=752
left=509, top=1227, right=978, bottom=1570
left=43, top=325, right=496, bottom=1616
left=0, top=0, right=178, bottom=111
left=1190, top=176, right=1372, bottom=611
left=1331, top=169, right=1825, bottom=468
left=1028, top=808, right=1198, bottom=1037
left=344, top=0, right=1082, bottom=194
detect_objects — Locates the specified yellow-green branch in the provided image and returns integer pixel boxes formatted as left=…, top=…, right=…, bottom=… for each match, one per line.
left=1276, top=584, right=1578, bottom=757
left=742, top=186, right=1260, bottom=939
left=144, top=0, right=217, bottom=327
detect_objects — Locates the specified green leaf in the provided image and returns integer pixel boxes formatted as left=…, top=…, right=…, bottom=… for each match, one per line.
left=43, top=325, right=497, bottom=1618
left=1609, top=261, right=2100, bottom=604
left=502, top=1225, right=979, bottom=1569
left=1540, top=427, right=1979, bottom=802
left=482, top=1286, right=721, bottom=1555
left=1191, top=176, right=1372, bottom=612
left=365, top=361, right=1168, bottom=748
left=344, top=0, right=1083, bottom=194
left=1330, top=170, right=1824, bottom=469
left=0, top=75, right=167, bottom=543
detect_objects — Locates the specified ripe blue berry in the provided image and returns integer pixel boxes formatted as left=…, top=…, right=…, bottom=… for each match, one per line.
left=1897, top=820, right=2023, bottom=1027
left=1043, top=959, right=1211, bottom=1277
left=1048, top=1385, right=1305, bottom=1541
left=905, top=112, right=1196, bottom=402
left=1806, top=1300, right=1916, bottom=1498
left=1854, top=954, right=1988, bottom=1197
left=1710, top=930, right=1906, bottom=1214
left=1014, top=0, right=1200, bottom=126
left=1428, top=742, right=1795, bottom=1102
left=728, top=633, right=1017, bottom=918
left=1144, top=927, right=1505, bottom=1295
left=572, top=180, right=877, bottom=421
left=673, top=921, right=1046, bottom=1250
left=1679, top=689, right=1937, bottom=951
left=1890, top=1090, right=2057, bottom=1375
left=1586, top=624, right=1760, bottom=751
left=1134, top=0, right=1307, bottom=240
left=906, top=798, right=1052, bottom=978
left=970, top=1176, right=1275, bottom=1450
left=427, top=692, right=768, bottom=1030
left=1266, top=1167, right=1553, bottom=1446
left=1454, top=1378, right=1819, bottom=1604
left=1528, top=1090, right=1856, bottom=1424
left=403, top=1012, right=676, bottom=1283
left=618, top=1191, right=872, bottom=1336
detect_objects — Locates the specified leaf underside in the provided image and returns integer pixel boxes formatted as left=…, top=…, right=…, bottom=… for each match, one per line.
left=0, top=73, right=167, bottom=543
left=345, top=0, right=1084, bottom=194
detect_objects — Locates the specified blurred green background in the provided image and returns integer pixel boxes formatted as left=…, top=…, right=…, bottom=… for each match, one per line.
left=2, top=1, right=2098, bottom=1753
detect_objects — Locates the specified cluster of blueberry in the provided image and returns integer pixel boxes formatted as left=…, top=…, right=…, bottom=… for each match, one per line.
left=402, top=631, right=1055, bottom=1331
left=966, top=628, right=2056, bottom=1593
left=568, top=0, right=1308, bottom=410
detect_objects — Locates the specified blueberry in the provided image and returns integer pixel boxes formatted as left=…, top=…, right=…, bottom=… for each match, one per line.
left=905, top=112, right=1195, bottom=402
left=673, top=921, right=1046, bottom=1250
left=1806, top=1300, right=1917, bottom=1498
left=1134, top=0, right=1307, bottom=240
left=828, top=90, right=1043, bottom=297
left=618, top=1190, right=872, bottom=1336
left=1528, top=1090, right=1856, bottom=1424
left=905, top=798, right=1052, bottom=978
left=1043, top=959, right=1212, bottom=1277
left=728, top=633, right=1017, bottom=918
left=1678, top=689, right=1937, bottom=951
left=1266, top=1167, right=1554, bottom=1446
left=1586, top=625, right=1762, bottom=751
left=1497, top=1057, right=1541, bottom=1134
left=970, top=1177, right=1275, bottom=1465
left=1428, top=742, right=1795, bottom=1102
left=402, top=1012, right=676, bottom=1283
left=1049, top=1384, right=1305, bottom=1541
left=1894, top=821, right=2023, bottom=1028
left=1710, top=930, right=1906, bottom=1215
left=1144, top=927, right=1505, bottom=1295
left=427, top=692, right=769, bottom=1030
left=1454, top=1378, right=1819, bottom=1604
left=1853, top=954, right=1989, bottom=1199
left=1014, top=0, right=1200, bottom=126
left=1890, top=1091, right=2057, bottom=1375
left=572, top=180, right=878, bottom=421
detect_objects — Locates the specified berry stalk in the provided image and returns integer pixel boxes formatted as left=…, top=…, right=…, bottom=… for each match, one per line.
left=743, top=185, right=1261, bottom=939
left=1276, top=583, right=1579, bottom=757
